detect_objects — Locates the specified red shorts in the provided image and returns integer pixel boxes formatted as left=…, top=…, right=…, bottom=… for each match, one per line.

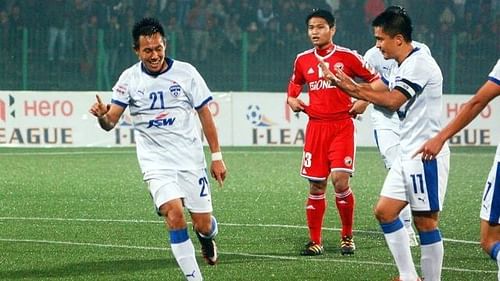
left=300, top=119, right=355, bottom=180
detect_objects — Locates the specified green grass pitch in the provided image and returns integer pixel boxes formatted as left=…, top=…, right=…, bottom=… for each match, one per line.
left=0, top=146, right=497, bottom=280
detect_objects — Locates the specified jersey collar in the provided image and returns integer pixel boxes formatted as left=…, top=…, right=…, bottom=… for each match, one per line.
left=141, top=57, right=174, bottom=77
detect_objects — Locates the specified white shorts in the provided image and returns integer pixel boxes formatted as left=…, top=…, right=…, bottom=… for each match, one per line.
left=480, top=154, right=500, bottom=224
left=381, top=153, right=450, bottom=212
left=374, top=129, right=400, bottom=169
left=146, top=169, right=213, bottom=214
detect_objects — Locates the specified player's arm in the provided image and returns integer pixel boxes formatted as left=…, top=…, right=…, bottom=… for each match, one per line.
left=89, top=95, right=125, bottom=131
left=197, top=104, right=226, bottom=187
left=348, top=79, right=388, bottom=115
left=415, top=80, right=500, bottom=160
left=321, top=63, right=406, bottom=111
left=287, top=82, right=306, bottom=112
left=287, top=58, right=307, bottom=112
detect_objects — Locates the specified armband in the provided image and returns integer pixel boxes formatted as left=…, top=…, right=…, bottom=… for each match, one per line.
left=211, top=152, right=223, bottom=161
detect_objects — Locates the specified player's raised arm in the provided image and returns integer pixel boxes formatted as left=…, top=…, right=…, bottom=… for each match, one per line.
left=89, top=94, right=124, bottom=131
left=414, top=79, right=500, bottom=160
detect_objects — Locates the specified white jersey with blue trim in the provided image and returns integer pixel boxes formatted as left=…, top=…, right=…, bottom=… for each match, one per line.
left=364, top=41, right=431, bottom=130
left=488, top=59, right=500, bottom=155
left=386, top=48, right=449, bottom=158
left=111, top=58, right=212, bottom=173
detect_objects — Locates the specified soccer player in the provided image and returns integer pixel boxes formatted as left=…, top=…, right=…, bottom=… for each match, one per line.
left=287, top=9, right=380, bottom=256
left=320, top=8, right=448, bottom=280
left=89, top=18, right=226, bottom=281
left=415, top=58, right=500, bottom=280
left=360, top=7, right=431, bottom=247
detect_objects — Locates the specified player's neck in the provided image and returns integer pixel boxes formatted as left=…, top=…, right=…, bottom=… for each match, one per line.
left=315, top=43, right=335, bottom=57
left=396, top=44, right=416, bottom=65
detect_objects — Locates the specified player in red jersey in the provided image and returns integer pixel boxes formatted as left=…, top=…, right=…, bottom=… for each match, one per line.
left=287, top=9, right=380, bottom=256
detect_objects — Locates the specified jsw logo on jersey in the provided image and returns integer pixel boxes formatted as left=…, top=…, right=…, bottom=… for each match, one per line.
left=309, top=79, right=336, bottom=91
left=147, top=112, right=176, bottom=128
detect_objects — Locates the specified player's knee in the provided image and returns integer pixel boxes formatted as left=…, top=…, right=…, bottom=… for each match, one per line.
left=192, top=214, right=213, bottom=235
left=373, top=206, right=389, bottom=222
left=164, top=208, right=186, bottom=229
left=479, top=236, right=495, bottom=254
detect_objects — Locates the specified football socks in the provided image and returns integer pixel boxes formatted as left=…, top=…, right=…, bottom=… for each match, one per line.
left=306, top=193, right=326, bottom=245
left=169, top=228, right=202, bottom=281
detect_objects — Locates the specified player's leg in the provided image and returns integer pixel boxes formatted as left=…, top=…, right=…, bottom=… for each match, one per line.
left=330, top=118, right=356, bottom=255
left=183, top=169, right=218, bottom=265
left=480, top=221, right=500, bottom=280
left=160, top=199, right=203, bottom=281
left=300, top=121, right=330, bottom=256
left=301, top=180, right=327, bottom=255
left=377, top=157, right=419, bottom=280
left=375, top=129, right=418, bottom=246
left=479, top=155, right=500, bottom=279
left=147, top=173, right=202, bottom=281
left=331, top=171, right=355, bottom=255
left=409, top=155, right=449, bottom=281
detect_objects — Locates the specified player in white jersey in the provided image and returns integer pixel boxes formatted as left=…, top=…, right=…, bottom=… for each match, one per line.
left=362, top=16, right=431, bottom=247
left=416, top=58, right=500, bottom=280
left=320, top=7, right=449, bottom=281
left=89, top=18, right=226, bottom=281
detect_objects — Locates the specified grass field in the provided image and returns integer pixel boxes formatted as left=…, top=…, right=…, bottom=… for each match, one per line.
left=0, top=146, right=497, bottom=281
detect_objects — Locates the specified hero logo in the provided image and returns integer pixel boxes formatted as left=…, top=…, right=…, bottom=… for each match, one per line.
left=0, top=99, right=4, bottom=122
left=0, top=94, right=16, bottom=123
left=147, top=112, right=176, bottom=128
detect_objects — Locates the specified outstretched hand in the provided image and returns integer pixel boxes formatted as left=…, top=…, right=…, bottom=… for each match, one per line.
left=89, top=94, right=109, bottom=118
left=413, top=136, right=445, bottom=160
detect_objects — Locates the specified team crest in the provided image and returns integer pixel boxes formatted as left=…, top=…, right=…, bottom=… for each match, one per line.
left=169, top=84, right=181, bottom=97
left=344, top=156, right=353, bottom=167
left=334, top=62, right=344, bottom=70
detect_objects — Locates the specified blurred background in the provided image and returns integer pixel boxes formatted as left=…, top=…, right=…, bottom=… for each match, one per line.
left=0, top=0, right=498, bottom=94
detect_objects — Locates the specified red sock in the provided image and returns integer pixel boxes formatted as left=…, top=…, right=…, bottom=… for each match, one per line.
left=335, top=188, right=355, bottom=237
left=306, top=193, right=326, bottom=245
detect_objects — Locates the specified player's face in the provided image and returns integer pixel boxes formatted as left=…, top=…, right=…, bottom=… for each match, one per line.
left=307, top=17, right=335, bottom=48
left=135, top=32, right=167, bottom=73
left=373, top=27, right=399, bottom=60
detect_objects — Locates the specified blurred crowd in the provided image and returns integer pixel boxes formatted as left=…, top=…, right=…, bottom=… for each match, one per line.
left=0, top=0, right=498, bottom=92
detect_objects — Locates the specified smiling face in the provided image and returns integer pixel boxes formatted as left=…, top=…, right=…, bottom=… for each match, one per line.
left=135, top=32, right=166, bottom=73
left=307, top=17, right=335, bottom=48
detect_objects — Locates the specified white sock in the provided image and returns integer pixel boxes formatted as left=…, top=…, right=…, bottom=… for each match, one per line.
left=170, top=228, right=203, bottom=281
left=497, top=251, right=500, bottom=281
left=380, top=218, right=418, bottom=280
left=419, top=229, right=443, bottom=281
left=399, top=205, right=413, bottom=233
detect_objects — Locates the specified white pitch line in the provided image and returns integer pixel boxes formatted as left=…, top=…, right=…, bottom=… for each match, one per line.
left=0, top=238, right=495, bottom=274
left=0, top=216, right=480, bottom=245
left=0, top=149, right=493, bottom=157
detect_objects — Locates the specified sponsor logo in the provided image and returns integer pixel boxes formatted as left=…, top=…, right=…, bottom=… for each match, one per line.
left=0, top=94, right=16, bottom=123
left=307, top=67, right=315, bottom=74
left=308, top=80, right=336, bottom=91
left=246, top=104, right=274, bottom=127
left=147, top=112, right=176, bottom=128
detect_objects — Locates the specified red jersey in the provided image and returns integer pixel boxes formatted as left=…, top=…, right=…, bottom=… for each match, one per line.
left=288, top=44, right=379, bottom=121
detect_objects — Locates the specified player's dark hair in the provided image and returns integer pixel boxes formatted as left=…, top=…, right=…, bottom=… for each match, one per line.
left=132, top=17, right=166, bottom=49
left=372, top=7, right=412, bottom=42
left=306, top=9, right=335, bottom=28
